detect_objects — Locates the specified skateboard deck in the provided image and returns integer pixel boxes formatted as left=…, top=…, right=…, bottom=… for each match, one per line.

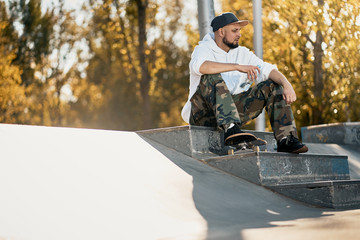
left=225, top=132, right=257, bottom=146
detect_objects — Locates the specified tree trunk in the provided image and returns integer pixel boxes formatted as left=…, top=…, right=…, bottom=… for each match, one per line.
left=136, top=0, right=152, bottom=129
left=311, top=0, right=325, bottom=124
left=312, top=29, right=324, bottom=124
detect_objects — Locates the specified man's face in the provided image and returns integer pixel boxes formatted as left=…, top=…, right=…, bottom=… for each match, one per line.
left=221, top=24, right=242, bottom=49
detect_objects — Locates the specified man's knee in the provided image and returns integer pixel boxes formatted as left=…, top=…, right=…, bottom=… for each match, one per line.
left=259, top=79, right=284, bottom=96
left=200, top=73, right=224, bottom=86
left=199, top=74, right=231, bottom=97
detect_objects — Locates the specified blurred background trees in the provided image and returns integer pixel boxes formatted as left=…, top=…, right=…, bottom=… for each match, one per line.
left=84, top=0, right=190, bottom=130
left=0, top=0, right=359, bottom=131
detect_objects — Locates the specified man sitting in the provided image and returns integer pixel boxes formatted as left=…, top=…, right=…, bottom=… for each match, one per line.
left=181, top=12, right=308, bottom=153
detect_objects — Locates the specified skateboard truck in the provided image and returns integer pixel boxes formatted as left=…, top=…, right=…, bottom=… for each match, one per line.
left=233, top=140, right=265, bottom=153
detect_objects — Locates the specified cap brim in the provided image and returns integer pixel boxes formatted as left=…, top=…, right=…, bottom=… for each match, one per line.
left=232, top=20, right=249, bottom=27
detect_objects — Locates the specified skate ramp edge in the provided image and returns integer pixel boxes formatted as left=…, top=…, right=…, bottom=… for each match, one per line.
left=1, top=124, right=360, bottom=240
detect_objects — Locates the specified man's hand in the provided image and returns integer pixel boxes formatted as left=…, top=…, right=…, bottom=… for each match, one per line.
left=269, top=69, right=297, bottom=105
left=237, top=65, right=260, bottom=81
left=282, top=82, right=297, bottom=105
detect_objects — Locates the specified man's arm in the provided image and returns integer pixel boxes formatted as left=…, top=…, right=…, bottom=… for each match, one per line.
left=199, top=61, right=260, bottom=81
left=269, top=69, right=296, bottom=104
left=199, top=61, right=296, bottom=104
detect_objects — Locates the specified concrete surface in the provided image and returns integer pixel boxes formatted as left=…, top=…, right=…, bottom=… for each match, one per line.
left=139, top=125, right=360, bottom=209
left=204, top=152, right=350, bottom=185
left=306, top=143, right=360, bottom=179
left=138, top=126, right=276, bottom=159
left=0, top=124, right=360, bottom=240
left=302, top=122, right=360, bottom=145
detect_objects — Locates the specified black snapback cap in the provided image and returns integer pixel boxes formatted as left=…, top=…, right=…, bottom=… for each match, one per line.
left=211, top=12, right=249, bottom=32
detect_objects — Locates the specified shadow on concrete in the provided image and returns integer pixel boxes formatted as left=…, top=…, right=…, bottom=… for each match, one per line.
left=140, top=136, right=332, bottom=240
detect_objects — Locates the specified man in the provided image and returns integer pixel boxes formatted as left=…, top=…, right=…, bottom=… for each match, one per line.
left=181, top=12, right=308, bottom=153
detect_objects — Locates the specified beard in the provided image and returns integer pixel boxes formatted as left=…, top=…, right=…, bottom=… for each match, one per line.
left=223, top=37, right=239, bottom=49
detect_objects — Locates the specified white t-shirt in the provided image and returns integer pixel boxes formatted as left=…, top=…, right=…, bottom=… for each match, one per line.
left=181, top=33, right=278, bottom=123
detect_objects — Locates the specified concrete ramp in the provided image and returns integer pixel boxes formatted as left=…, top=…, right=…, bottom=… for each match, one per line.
left=0, top=124, right=206, bottom=239
left=1, top=124, right=360, bottom=240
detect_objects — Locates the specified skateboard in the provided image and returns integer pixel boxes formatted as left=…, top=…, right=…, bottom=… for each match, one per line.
left=210, top=133, right=267, bottom=155
left=228, top=137, right=267, bottom=155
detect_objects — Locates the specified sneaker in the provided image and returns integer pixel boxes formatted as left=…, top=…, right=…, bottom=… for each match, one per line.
left=277, top=135, right=308, bottom=154
left=224, top=123, right=256, bottom=146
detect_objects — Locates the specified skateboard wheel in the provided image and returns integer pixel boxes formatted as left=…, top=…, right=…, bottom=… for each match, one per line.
left=228, top=149, right=234, bottom=155
left=254, top=146, right=260, bottom=152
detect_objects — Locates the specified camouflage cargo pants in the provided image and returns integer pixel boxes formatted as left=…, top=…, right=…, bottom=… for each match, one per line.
left=189, top=73, right=298, bottom=140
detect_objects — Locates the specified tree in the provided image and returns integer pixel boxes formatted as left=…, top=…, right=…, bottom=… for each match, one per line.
left=134, top=0, right=152, bottom=129
left=2, top=0, right=102, bottom=127
left=262, top=0, right=360, bottom=125
left=0, top=3, right=27, bottom=123
left=9, top=0, right=54, bottom=86
left=85, top=0, right=192, bottom=130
